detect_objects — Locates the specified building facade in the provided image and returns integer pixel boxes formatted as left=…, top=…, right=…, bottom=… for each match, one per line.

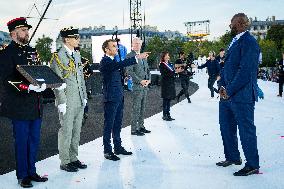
left=56, top=25, right=187, bottom=50
left=250, top=16, right=284, bottom=39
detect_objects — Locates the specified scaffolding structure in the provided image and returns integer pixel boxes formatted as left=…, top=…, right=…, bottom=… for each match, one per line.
left=129, top=0, right=143, bottom=43
left=184, top=20, right=210, bottom=40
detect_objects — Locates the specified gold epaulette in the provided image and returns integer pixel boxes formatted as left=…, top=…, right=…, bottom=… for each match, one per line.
left=50, top=52, right=76, bottom=79
left=0, top=45, right=8, bottom=53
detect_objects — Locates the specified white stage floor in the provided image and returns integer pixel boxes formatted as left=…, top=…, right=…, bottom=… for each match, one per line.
left=1, top=72, right=283, bottom=189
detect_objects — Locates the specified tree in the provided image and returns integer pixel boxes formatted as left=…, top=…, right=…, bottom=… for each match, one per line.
left=144, top=36, right=166, bottom=68
left=266, top=25, right=284, bottom=50
left=219, top=31, right=233, bottom=48
left=259, top=39, right=278, bottom=67
left=80, top=47, right=93, bottom=63
left=35, top=35, right=53, bottom=64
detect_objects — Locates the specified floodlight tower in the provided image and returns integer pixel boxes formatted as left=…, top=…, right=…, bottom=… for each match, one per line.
left=130, top=0, right=143, bottom=43
left=184, top=20, right=210, bottom=40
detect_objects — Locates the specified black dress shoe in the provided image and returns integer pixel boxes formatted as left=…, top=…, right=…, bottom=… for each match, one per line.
left=216, top=159, right=242, bottom=167
left=176, top=96, right=180, bottom=102
left=233, top=166, right=259, bottom=176
left=187, top=98, right=191, bottom=103
left=104, top=152, right=120, bottom=161
left=131, top=130, right=145, bottom=136
left=167, top=115, right=175, bottom=121
left=114, top=147, right=133, bottom=155
left=60, top=163, right=79, bottom=172
left=19, top=177, right=33, bottom=188
left=162, top=116, right=172, bottom=121
left=140, top=128, right=151, bottom=133
left=70, top=160, right=87, bottom=169
left=29, top=173, right=48, bottom=182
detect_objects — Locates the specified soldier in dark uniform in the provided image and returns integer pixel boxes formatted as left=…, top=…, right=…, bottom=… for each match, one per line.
left=176, top=51, right=192, bottom=103
left=0, top=17, right=48, bottom=188
left=277, top=52, right=284, bottom=97
left=81, top=56, right=93, bottom=122
left=82, top=56, right=93, bottom=98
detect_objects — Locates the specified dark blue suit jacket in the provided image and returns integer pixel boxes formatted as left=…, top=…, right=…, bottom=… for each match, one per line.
left=198, top=59, right=220, bottom=77
left=99, top=55, right=137, bottom=102
left=219, top=31, right=260, bottom=103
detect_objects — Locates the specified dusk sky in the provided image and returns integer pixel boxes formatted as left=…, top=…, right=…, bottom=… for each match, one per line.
left=0, top=0, right=283, bottom=44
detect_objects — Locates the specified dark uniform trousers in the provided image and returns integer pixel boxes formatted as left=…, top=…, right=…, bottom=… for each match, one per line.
left=12, top=119, right=42, bottom=179
left=103, top=99, right=124, bottom=153
left=219, top=100, right=259, bottom=169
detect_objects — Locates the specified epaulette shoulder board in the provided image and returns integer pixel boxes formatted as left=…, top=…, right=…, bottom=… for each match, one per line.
left=0, top=43, right=8, bottom=50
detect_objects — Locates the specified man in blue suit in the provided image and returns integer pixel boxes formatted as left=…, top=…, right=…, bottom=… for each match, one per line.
left=99, top=39, right=149, bottom=161
left=217, top=13, right=260, bottom=176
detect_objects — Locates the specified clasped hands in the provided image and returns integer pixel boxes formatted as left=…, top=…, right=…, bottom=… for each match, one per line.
left=140, top=80, right=150, bottom=87
left=219, top=86, right=230, bottom=100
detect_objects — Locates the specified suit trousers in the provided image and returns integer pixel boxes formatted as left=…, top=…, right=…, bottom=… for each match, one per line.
left=58, top=104, right=84, bottom=165
left=103, top=99, right=124, bottom=153
left=177, top=81, right=190, bottom=99
left=279, top=77, right=283, bottom=95
left=162, top=98, right=171, bottom=116
left=12, top=119, right=42, bottom=179
left=131, top=89, right=147, bottom=132
left=208, top=76, right=218, bottom=97
left=219, top=100, right=259, bottom=169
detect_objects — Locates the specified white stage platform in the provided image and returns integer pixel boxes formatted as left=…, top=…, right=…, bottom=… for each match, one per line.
left=0, top=72, right=283, bottom=189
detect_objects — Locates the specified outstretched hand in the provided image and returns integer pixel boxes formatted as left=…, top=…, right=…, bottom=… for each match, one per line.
left=136, top=52, right=151, bottom=59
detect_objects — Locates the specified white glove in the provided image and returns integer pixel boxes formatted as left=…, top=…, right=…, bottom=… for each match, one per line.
left=83, top=99, right=87, bottom=107
left=28, top=83, right=46, bottom=93
left=58, top=103, right=67, bottom=115
left=55, top=83, right=66, bottom=91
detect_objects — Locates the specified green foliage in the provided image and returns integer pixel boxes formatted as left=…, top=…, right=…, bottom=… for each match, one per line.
left=219, top=31, right=233, bottom=48
left=144, top=36, right=166, bottom=69
left=266, top=25, right=284, bottom=50
left=35, top=35, right=53, bottom=64
left=259, top=39, right=278, bottom=67
left=80, top=47, right=93, bottom=63
left=144, top=30, right=280, bottom=69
